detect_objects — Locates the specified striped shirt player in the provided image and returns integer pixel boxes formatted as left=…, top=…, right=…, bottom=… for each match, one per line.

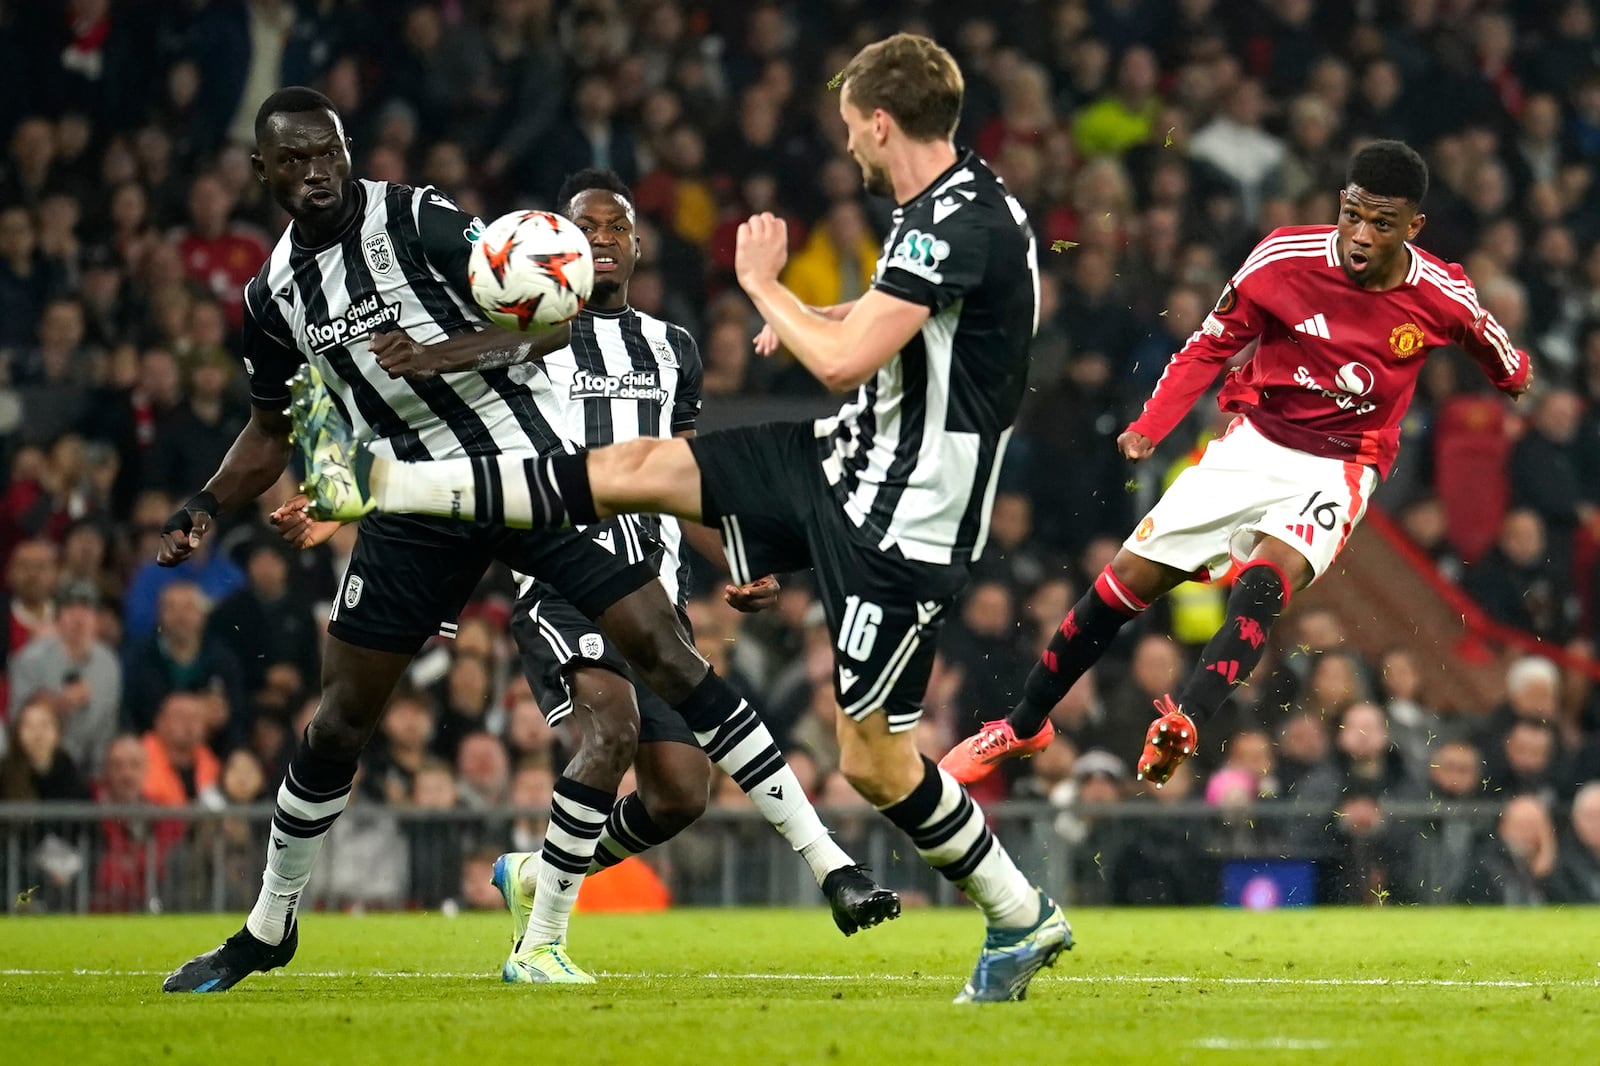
left=238, top=177, right=662, bottom=659
left=816, top=151, right=1038, bottom=570
left=243, top=179, right=569, bottom=462
left=510, top=303, right=703, bottom=738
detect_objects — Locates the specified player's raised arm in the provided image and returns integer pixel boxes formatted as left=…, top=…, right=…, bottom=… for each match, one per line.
left=736, top=214, right=929, bottom=392
left=1123, top=270, right=1269, bottom=454
left=1448, top=267, right=1534, bottom=398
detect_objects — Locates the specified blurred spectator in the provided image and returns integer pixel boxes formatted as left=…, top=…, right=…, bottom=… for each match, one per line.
left=144, top=354, right=247, bottom=498
left=121, top=526, right=245, bottom=642
left=206, top=539, right=319, bottom=710
left=172, top=172, right=271, bottom=331
left=1, top=540, right=59, bottom=686
left=1471, top=795, right=1560, bottom=905
left=123, top=581, right=247, bottom=745
left=1321, top=785, right=1406, bottom=905
left=1375, top=647, right=1443, bottom=776
left=7, top=580, right=120, bottom=774
left=1189, top=79, right=1284, bottom=223
left=1276, top=709, right=1331, bottom=798
left=0, top=696, right=91, bottom=801
left=1552, top=782, right=1600, bottom=903
left=0, top=205, right=66, bottom=348
left=1071, top=45, right=1161, bottom=158
left=1484, top=719, right=1565, bottom=807
left=508, top=759, right=554, bottom=852
left=942, top=580, right=1030, bottom=732
left=408, top=758, right=467, bottom=908
left=1111, top=763, right=1214, bottom=904
left=1299, top=702, right=1424, bottom=808
left=779, top=200, right=878, bottom=310
left=430, top=653, right=494, bottom=763
left=92, top=733, right=184, bottom=912
left=456, top=731, right=511, bottom=809
left=139, top=691, right=222, bottom=808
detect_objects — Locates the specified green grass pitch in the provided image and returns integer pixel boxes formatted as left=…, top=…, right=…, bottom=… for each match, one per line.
left=3, top=908, right=1598, bottom=1065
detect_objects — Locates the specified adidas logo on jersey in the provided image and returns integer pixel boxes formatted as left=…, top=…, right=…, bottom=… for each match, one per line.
left=1293, top=313, right=1331, bottom=339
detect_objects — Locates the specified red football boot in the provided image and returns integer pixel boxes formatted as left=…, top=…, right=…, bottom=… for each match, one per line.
left=940, top=719, right=1055, bottom=785
left=1137, top=695, right=1197, bottom=787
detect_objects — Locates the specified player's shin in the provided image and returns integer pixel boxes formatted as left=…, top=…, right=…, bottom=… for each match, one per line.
left=878, top=757, right=1038, bottom=928
left=247, top=738, right=359, bottom=946
left=590, top=792, right=675, bottom=873
left=1008, top=565, right=1146, bottom=735
left=520, top=777, right=614, bottom=948
left=1175, top=560, right=1290, bottom=725
left=373, top=453, right=598, bottom=529
left=674, top=670, right=852, bottom=885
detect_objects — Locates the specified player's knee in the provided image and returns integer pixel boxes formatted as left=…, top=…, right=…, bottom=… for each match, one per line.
left=304, top=706, right=371, bottom=762
left=574, top=696, right=640, bottom=777
left=642, top=774, right=709, bottom=836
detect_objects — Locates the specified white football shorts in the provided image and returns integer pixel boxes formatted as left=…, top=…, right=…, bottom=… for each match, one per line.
left=1123, top=418, right=1378, bottom=583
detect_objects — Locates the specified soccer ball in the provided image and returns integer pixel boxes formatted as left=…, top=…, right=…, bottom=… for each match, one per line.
left=468, top=210, right=594, bottom=332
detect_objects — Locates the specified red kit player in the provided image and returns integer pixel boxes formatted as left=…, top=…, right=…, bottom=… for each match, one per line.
left=942, top=140, right=1533, bottom=787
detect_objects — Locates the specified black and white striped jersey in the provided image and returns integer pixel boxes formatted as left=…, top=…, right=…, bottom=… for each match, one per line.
left=540, top=305, right=702, bottom=606
left=239, top=179, right=570, bottom=461
left=815, top=150, right=1040, bottom=567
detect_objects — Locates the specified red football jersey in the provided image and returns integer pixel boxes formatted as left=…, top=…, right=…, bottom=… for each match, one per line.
left=1127, top=225, right=1529, bottom=477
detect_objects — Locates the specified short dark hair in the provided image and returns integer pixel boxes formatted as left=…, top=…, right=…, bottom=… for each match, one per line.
left=839, top=33, right=964, bottom=142
left=1346, top=140, right=1428, bottom=205
left=254, top=86, right=338, bottom=144
left=557, top=168, right=634, bottom=214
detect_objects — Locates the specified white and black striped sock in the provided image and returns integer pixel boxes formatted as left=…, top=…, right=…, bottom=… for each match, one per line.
left=374, top=453, right=596, bottom=529
left=589, top=792, right=674, bottom=873
left=246, top=742, right=358, bottom=946
left=520, top=776, right=614, bottom=949
left=878, top=757, right=1037, bottom=928
left=676, top=673, right=851, bottom=886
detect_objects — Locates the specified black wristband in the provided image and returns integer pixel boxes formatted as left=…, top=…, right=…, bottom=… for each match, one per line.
left=162, top=491, right=220, bottom=535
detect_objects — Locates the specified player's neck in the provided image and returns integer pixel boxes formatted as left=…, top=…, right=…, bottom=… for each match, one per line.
left=588, top=285, right=628, bottom=314
left=889, top=140, right=961, bottom=205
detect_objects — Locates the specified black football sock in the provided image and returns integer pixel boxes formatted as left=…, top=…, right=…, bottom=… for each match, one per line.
left=1007, top=566, right=1147, bottom=736
left=1176, top=560, right=1290, bottom=726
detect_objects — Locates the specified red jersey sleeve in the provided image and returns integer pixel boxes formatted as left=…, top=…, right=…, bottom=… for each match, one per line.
left=1126, top=273, right=1267, bottom=444
left=1441, top=263, right=1531, bottom=393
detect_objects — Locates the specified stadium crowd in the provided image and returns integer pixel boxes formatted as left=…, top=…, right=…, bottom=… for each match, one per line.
left=3, top=0, right=1600, bottom=910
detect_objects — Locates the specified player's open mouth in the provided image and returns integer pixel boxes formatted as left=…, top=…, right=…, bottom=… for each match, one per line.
left=1347, top=251, right=1370, bottom=271
left=305, top=189, right=337, bottom=206
left=594, top=255, right=618, bottom=273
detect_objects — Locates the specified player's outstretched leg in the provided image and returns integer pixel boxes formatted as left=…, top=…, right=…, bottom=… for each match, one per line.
left=599, top=587, right=900, bottom=935
left=164, top=641, right=409, bottom=992
left=1140, top=557, right=1295, bottom=786
left=291, top=364, right=379, bottom=522
left=845, top=718, right=1070, bottom=1002
left=941, top=564, right=1153, bottom=784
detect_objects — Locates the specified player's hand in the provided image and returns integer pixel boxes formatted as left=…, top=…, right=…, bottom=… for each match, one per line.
left=1117, top=430, right=1155, bottom=461
left=372, top=327, right=444, bottom=379
left=753, top=322, right=782, bottom=357
left=725, top=574, right=780, bottom=612
left=1507, top=358, right=1534, bottom=400
left=157, top=505, right=212, bottom=567
left=735, top=213, right=788, bottom=291
left=270, top=493, right=343, bottom=549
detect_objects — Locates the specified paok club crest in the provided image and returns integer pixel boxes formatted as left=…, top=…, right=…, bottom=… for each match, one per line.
left=363, top=232, right=395, bottom=275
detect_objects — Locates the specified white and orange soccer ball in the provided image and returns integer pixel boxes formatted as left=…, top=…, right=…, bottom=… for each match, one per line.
left=468, top=210, right=594, bottom=332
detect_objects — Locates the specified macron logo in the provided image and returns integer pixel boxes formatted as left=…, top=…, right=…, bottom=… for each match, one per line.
left=1293, top=313, right=1331, bottom=340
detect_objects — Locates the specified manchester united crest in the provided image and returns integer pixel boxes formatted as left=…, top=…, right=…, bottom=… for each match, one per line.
left=1135, top=516, right=1155, bottom=542
left=1389, top=321, right=1424, bottom=358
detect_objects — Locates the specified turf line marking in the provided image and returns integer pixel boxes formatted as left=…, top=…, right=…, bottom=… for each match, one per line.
left=1194, top=1038, right=1337, bottom=1051
left=3, top=968, right=1596, bottom=989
